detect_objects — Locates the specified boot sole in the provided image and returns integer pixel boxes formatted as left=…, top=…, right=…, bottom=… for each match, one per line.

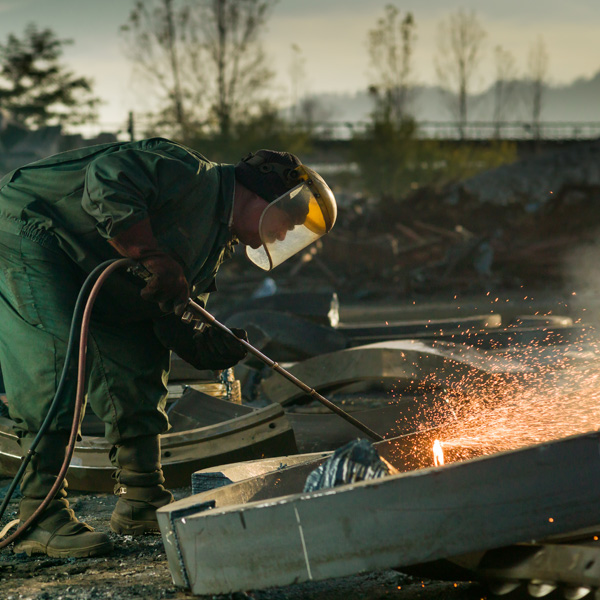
left=110, top=516, right=161, bottom=536
left=14, top=539, right=114, bottom=558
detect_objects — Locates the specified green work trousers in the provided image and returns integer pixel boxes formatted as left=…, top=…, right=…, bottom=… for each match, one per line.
left=0, top=228, right=170, bottom=445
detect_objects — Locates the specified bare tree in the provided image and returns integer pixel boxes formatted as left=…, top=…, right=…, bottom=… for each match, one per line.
left=526, top=35, right=549, bottom=140
left=121, top=0, right=277, bottom=139
left=120, top=0, right=194, bottom=137
left=198, top=0, right=277, bottom=136
left=492, top=45, right=518, bottom=137
left=434, top=9, right=487, bottom=139
left=367, top=4, right=417, bottom=125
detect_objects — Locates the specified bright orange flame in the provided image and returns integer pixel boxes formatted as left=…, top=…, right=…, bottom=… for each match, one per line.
left=433, top=439, right=445, bottom=466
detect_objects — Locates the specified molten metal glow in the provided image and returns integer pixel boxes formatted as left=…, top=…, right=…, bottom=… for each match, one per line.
left=432, top=439, right=445, bottom=466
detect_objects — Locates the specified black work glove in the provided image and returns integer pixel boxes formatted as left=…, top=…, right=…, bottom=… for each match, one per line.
left=190, top=326, right=249, bottom=371
left=137, top=254, right=189, bottom=313
left=108, top=217, right=189, bottom=313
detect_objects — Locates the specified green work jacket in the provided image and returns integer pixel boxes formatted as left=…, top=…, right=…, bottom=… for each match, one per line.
left=0, top=137, right=236, bottom=319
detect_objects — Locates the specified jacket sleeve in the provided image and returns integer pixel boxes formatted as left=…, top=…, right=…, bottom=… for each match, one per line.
left=81, top=142, right=201, bottom=239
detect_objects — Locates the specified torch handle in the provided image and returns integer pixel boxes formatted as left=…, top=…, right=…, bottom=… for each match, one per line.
left=182, top=299, right=384, bottom=442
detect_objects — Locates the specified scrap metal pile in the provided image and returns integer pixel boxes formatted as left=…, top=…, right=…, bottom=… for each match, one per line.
left=145, top=286, right=600, bottom=598
left=328, top=139, right=600, bottom=297
left=214, top=140, right=600, bottom=301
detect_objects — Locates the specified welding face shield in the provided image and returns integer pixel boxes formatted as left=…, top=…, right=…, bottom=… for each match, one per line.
left=246, top=166, right=337, bottom=271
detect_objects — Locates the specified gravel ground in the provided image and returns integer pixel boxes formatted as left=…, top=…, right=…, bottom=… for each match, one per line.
left=0, top=481, right=489, bottom=600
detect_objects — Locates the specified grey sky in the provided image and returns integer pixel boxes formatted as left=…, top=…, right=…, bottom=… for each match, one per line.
left=0, top=0, right=598, bottom=129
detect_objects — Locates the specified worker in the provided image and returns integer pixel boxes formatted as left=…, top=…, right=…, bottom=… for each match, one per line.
left=0, top=137, right=336, bottom=558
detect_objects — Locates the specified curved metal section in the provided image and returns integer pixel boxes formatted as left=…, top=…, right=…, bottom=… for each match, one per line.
left=260, top=339, right=529, bottom=405
left=0, top=391, right=297, bottom=492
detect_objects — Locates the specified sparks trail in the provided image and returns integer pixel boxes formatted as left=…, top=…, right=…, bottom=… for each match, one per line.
left=439, top=374, right=600, bottom=460
left=390, top=332, right=600, bottom=466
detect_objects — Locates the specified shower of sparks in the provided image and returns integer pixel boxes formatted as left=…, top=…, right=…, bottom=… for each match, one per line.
left=387, top=326, right=600, bottom=468
left=438, top=368, right=600, bottom=461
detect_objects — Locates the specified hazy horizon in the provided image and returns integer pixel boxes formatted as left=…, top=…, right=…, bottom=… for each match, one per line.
left=0, top=0, right=598, bottom=130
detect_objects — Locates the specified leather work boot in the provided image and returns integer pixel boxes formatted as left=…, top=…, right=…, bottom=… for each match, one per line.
left=109, top=435, right=173, bottom=535
left=13, top=432, right=113, bottom=558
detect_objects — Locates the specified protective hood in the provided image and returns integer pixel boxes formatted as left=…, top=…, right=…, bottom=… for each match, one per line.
left=246, top=166, right=336, bottom=271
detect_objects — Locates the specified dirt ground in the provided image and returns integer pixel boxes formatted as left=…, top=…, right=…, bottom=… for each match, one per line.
left=0, top=480, right=490, bottom=600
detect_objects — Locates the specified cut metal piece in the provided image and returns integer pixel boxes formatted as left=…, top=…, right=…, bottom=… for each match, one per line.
left=157, top=430, right=600, bottom=595
left=338, top=315, right=587, bottom=351
left=221, top=309, right=586, bottom=361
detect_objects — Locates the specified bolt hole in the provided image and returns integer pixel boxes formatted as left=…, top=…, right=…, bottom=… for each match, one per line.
left=164, top=451, right=172, bottom=457
left=585, top=560, right=595, bottom=569
left=269, top=423, right=276, bottom=429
